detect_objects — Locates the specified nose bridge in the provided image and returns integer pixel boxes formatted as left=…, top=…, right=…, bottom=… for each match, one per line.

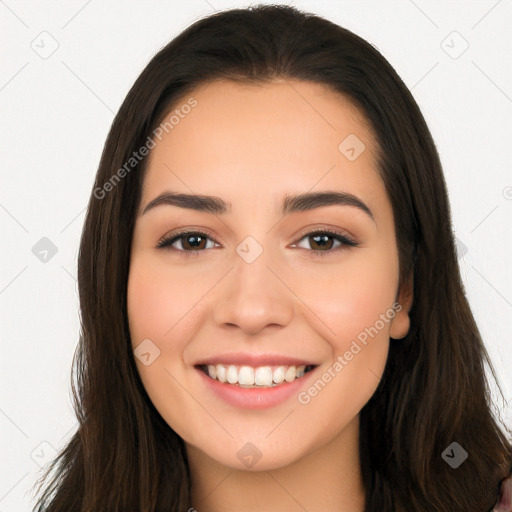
left=212, top=235, right=294, bottom=333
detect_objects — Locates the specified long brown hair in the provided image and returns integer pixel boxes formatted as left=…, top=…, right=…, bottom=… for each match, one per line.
left=31, top=5, right=511, bottom=511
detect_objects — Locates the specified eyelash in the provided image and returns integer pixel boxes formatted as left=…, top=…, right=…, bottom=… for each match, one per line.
left=156, top=227, right=358, bottom=258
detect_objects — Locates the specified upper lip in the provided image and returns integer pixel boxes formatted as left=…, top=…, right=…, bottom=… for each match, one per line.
left=195, top=352, right=318, bottom=367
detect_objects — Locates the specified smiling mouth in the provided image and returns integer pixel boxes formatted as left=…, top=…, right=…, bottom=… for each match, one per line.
left=197, top=363, right=316, bottom=388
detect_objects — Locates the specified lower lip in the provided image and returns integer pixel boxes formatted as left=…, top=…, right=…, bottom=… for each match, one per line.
left=196, top=367, right=317, bottom=410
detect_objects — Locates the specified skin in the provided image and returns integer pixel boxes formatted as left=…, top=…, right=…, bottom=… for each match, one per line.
left=127, top=79, right=413, bottom=512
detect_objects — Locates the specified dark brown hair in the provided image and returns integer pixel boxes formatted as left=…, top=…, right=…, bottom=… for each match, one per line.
left=31, top=4, right=511, bottom=511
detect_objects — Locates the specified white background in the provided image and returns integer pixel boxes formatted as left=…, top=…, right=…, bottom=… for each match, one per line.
left=1, top=1, right=511, bottom=510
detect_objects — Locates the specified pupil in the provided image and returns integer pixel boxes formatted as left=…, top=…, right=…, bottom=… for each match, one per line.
left=312, top=234, right=332, bottom=250
left=185, top=235, right=204, bottom=249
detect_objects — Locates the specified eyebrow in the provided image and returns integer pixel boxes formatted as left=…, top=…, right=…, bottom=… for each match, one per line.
left=140, top=190, right=375, bottom=222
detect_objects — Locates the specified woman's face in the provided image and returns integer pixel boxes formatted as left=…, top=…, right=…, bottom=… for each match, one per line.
left=127, top=79, right=412, bottom=471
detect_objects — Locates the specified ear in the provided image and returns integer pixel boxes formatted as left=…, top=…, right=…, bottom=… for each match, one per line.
left=389, top=271, right=414, bottom=340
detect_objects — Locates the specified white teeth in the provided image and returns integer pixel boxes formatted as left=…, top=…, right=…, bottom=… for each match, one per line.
left=272, top=366, right=285, bottom=384
left=284, top=365, right=297, bottom=383
left=254, top=366, right=272, bottom=386
left=216, top=364, right=227, bottom=383
left=238, top=366, right=254, bottom=385
left=227, top=365, right=238, bottom=384
left=207, top=363, right=309, bottom=387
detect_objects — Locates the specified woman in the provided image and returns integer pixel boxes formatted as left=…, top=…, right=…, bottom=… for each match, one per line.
left=32, top=4, right=511, bottom=511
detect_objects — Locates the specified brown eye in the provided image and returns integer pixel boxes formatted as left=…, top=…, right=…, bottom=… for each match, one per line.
left=178, top=233, right=208, bottom=251
left=291, top=230, right=358, bottom=257
left=157, top=231, right=218, bottom=252
left=308, top=233, right=336, bottom=251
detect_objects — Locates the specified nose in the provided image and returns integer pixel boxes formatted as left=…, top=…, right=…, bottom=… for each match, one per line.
left=212, top=247, right=294, bottom=335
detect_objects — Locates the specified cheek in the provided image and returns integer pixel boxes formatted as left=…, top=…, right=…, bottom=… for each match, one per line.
left=127, top=266, right=165, bottom=346
left=290, top=262, right=395, bottom=437
left=127, top=258, right=192, bottom=346
left=126, top=260, right=202, bottom=441
left=292, top=249, right=398, bottom=347
left=127, top=257, right=206, bottom=382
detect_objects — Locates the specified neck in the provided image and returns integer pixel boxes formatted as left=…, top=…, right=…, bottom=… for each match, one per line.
left=187, top=416, right=365, bottom=512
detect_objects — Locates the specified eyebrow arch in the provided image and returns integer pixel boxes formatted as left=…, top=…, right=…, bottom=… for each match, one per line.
left=140, top=190, right=375, bottom=222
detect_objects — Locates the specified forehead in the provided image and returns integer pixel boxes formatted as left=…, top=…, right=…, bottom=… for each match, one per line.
left=141, top=79, right=384, bottom=212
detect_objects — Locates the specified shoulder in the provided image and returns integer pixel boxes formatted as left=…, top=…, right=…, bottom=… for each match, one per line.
left=494, top=474, right=512, bottom=512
